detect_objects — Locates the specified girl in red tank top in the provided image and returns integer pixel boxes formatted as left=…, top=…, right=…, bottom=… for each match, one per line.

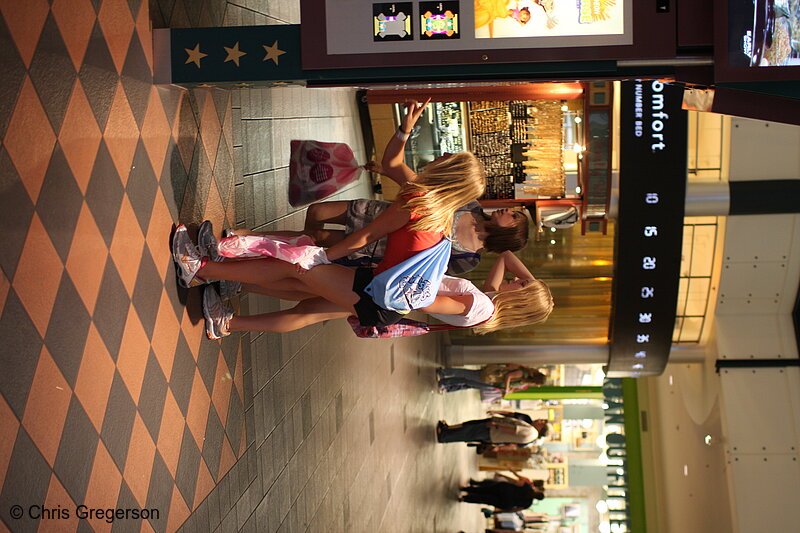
left=175, top=100, right=553, bottom=339
left=373, top=199, right=443, bottom=275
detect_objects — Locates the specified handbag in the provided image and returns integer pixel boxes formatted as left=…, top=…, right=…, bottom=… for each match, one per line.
left=540, top=206, right=579, bottom=229
left=364, top=238, right=452, bottom=312
left=347, top=316, right=430, bottom=338
left=346, top=316, right=467, bottom=338
left=288, top=140, right=363, bottom=207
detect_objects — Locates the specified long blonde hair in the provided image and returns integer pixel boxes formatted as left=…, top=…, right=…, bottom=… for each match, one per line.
left=398, top=152, right=485, bottom=234
left=473, top=279, right=554, bottom=335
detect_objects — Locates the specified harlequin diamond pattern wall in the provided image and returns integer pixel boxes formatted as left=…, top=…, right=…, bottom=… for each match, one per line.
left=0, top=1, right=248, bottom=531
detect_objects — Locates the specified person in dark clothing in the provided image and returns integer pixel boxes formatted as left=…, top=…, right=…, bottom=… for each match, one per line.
left=437, top=416, right=537, bottom=445
left=459, top=474, right=544, bottom=511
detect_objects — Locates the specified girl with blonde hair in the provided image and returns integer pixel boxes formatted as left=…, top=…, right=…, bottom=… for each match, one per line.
left=425, top=250, right=553, bottom=336
left=173, top=100, right=552, bottom=338
left=229, top=100, right=509, bottom=276
left=173, top=234, right=553, bottom=338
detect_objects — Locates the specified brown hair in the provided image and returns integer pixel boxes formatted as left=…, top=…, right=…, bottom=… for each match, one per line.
left=482, top=212, right=530, bottom=253
left=523, top=370, right=547, bottom=386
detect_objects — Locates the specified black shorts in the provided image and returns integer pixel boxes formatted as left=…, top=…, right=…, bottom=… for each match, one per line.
left=352, top=267, right=404, bottom=328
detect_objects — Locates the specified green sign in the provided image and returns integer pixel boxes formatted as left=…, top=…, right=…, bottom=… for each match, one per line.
left=603, top=378, right=646, bottom=533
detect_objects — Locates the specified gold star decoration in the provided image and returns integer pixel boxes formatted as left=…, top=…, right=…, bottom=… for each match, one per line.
left=224, top=42, right=247, bottom=66
left=262, top=40, right=286, bottom=65
left=184, top=43, right=207, bottom=68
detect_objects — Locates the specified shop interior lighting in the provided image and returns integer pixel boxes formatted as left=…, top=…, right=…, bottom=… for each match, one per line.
left=550, top=239, right=557, bottom=245
left=596, top=500, right=609, bottom=513
left=704, top=435, right=713, bottom=445
left=561, top=104, right=569, bottom=111
left=574, top=116, right=582, bottom=123
left=550, top=226, right=557, bottom=232
left=573, top=143, right=584, bottom=153
left=575, top=186, right=582, bottom=193
left=683, top=465, right=689, bottom=476
left=669, top=375, right=673, bottom=385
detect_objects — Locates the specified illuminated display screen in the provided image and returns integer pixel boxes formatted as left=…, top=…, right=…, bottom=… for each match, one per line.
left=727, top=0, right=800, bottom=67
left=420, top=1, right=461, bottom=39
left=373, top=2, right=414, bottom=41
left=310, top=0, right=653, bottom=69
left=608, top=81, right=687, bottom=377
left=474, top=0, right=625, bottom=39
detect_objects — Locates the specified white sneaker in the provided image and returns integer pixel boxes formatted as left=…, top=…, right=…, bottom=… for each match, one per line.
left=172, top=225, right=207, bottom=288
left=197, top=220, right=221, bottom=262
left=203, top=286, right=233, bottom=339
left=219, top=279, right=243, bottom=300
left=198, top=222, right=242, bottom=297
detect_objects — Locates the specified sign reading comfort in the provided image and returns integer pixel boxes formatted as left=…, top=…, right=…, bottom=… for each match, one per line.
left=607, top=80, right=687, bottom=377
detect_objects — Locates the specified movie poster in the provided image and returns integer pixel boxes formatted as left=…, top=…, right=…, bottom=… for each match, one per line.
left=473, top=0, right=625, bottom=39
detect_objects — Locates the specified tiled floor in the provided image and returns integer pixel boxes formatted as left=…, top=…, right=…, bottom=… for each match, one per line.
left=0, top=1, right=249, bottom=532
left=0, top=1, right=485, bottom=533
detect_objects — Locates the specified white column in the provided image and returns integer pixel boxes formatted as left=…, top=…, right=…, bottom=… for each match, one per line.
left=684, top=181, right=730, bottom=216
left=446, top=344, right=610, bottom=366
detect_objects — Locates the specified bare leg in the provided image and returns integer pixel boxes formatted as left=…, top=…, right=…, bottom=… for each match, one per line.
left=308, top=229, right=345, bottom=248
left=230, top=201, right=350, bottom=246
left=231, top=228, right=346, bottom=246
left=229, top=297, right=351, bottom=333
left=303, top=201, right=349, bottom=233
left=198, top=258, right=360, bottom=312
left=231, top=229, right=308, bottom=238
left=240, top=282, right=316, bottom=301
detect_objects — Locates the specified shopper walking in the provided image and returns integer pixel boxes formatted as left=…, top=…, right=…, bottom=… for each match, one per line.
left=436, top=415, right=543, bottom=446
left=437, top=364, right=546, bottom=394
left=459, top=473, right=544, bottom=511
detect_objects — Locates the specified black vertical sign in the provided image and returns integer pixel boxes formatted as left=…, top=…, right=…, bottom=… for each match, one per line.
left=608, top=81, right=687, bottom=377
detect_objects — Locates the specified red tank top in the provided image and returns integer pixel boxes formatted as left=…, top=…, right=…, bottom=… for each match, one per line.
left=374, top=205, right=443, bottom=275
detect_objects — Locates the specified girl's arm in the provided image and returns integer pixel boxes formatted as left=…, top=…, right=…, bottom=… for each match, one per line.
left=381, top=98, right=431, bottom=187
left=502, top=250, right=536, bottom=280
left=482, top=251, right=536, bottom=292
left=503, top=370, right=524, bottom=395
left=324, top=203, right=410, bottom=262
left=482, top=251, right=511, bottom=292
left=420, top=294, right=473, bottom=316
